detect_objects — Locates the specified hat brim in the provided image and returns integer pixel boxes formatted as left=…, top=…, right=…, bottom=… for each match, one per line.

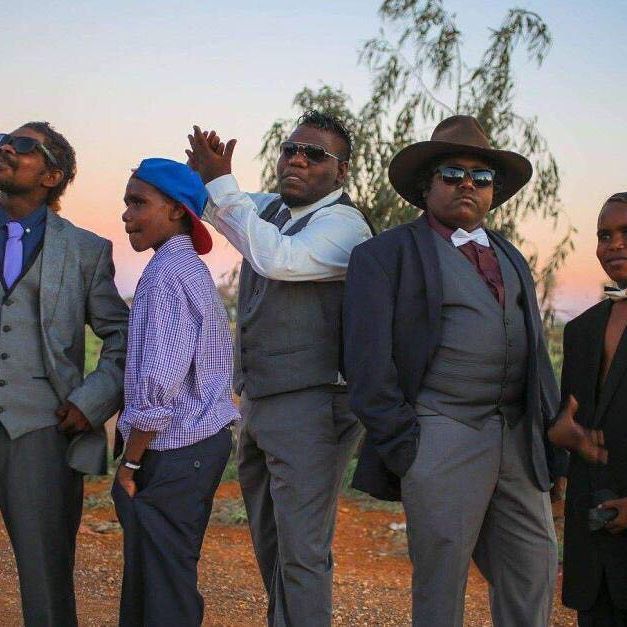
left=388, top=140, right=533, bottom=210
left=185, top=208, right=213, bottom=255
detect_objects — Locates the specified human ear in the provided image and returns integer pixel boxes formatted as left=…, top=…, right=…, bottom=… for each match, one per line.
left=41, top=169, right=64, bottom=191
left=336, top=160, right=349, bottom=186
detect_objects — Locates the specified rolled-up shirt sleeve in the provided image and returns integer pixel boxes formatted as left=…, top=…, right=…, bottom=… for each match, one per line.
left=124, top=287, right=197, bottom=433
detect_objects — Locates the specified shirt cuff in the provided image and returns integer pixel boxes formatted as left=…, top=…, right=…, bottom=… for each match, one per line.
left=206, top=174, right=240, bottom=206
left=123, top=405, right=172, bottom=433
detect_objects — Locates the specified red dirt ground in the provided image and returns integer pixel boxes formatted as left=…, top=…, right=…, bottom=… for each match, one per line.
left=0, top=478, right=576, bottom=626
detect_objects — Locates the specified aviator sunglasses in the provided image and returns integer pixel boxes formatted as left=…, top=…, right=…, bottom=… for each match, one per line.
left=280, top=141, right=344, bottom=164
left=0, top=133, right=59, bottom=167
left=434, top=165, right=495, bottom=188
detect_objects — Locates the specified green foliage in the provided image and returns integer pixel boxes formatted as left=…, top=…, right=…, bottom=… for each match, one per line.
left=257, top=0, right=575, bottom=329
left=85, top=327, right=103, bottom=376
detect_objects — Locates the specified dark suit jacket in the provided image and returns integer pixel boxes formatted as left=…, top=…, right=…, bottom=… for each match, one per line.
left=343, top=214, right=565, bottom=501
left=561, top=300, right=627, bottom=610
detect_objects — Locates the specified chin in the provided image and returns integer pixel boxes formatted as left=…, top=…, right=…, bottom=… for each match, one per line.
left=279, top=191, right=308, bottom=208
left=128, top=237, right=149, bottom=253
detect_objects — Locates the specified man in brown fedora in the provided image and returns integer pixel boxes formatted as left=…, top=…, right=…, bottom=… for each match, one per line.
left=343, top=115, right=566, bottom=626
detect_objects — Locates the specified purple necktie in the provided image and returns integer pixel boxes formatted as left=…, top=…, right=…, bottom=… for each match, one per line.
left=3, top=221, right=24, bottom=290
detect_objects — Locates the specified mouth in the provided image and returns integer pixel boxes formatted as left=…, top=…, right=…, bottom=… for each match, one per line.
left=280, top=173, right=304, bottom=184
left=456, top=195, right=477, bottom=204
left=604, top=256, right=627, bottom=265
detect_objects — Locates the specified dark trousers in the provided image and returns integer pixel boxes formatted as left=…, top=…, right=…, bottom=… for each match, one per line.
left=0, top=425, right=83, bottom=627
left=578, top=574, right=627, bottom=627
left=112, top=428, right=232, bottom=627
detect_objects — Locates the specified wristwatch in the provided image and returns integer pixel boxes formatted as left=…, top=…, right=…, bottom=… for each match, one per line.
left=120, top=456, right=142, bottom=471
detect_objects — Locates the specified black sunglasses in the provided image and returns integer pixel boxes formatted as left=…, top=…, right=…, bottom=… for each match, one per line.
left=434, top=165, right=495, bottom=188
left=0, top=133, right=59, bottom=167
left=279, top=141, right=343, bottom=164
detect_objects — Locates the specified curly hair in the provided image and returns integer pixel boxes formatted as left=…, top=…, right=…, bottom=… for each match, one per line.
left=22, top=122, right=76, bottom=208
left=296, top=110, right=352, bottom=161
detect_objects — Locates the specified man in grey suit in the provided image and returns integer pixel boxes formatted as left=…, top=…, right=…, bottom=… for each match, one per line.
left=0, top=122, right=128, bottom=626
left=344, top=115, right=566, bottom=626
left=187, top=111, right=373, bottom=626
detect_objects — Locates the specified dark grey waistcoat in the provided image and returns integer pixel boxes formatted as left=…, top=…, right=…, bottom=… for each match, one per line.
left=235, top=194, right=364, bottom=399
left=415, top=234, right=528, bottom=427
left=0, top=251, right=60, bottom=438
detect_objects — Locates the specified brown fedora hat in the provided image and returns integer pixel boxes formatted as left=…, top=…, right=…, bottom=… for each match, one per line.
left=388, top=115, right=532, bottom=210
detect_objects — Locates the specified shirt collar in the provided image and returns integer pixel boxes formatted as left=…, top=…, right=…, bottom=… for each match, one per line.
left=282, top=188, right=343, bottom=220
left=150, top=234, right=195, bottom=264
left=0, top=204, right=48, bottom=229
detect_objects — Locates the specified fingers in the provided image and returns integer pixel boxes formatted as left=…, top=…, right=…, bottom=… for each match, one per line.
left=224, top=138, right=237, bottom=161
left=563, top=394, right=578, bottom=419
left=57, top=415, right=75, bottom=433
left=55, top=400, right=71, bottom=419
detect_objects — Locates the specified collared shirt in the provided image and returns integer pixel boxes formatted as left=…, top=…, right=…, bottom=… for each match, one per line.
left=118, top=234, right=239, bottom=450
left=427, top=211, right=505, bottom=307
left=0, top=204, right=47, bottom=275
left=203, top=174, right=372, bottom=281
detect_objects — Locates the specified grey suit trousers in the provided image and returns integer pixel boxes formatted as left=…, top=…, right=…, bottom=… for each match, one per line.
left=238, top=386, right=362, bottom=627
left=0, top=425, right=83, bottom=627
left=401, top=412, right=557, bottom=627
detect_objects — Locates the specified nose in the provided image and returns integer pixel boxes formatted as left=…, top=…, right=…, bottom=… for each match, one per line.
left=459, top=173, right=475, bottom=189
left=609, top=233, right=626, bottom=250
left=121, top=207, right=131, bottom=223
left=286, top=148, right=308, bottom=167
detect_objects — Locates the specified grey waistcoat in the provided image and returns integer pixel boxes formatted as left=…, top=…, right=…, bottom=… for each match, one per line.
left=0, top=251, right=60, bottom=439
left=415, top=234, right=528, bottom=427
left=235, top=193, right=363, bottom=399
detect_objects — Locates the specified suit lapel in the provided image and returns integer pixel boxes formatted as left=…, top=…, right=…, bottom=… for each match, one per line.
left=581, top=301, right=611, bottom=424
left=409, top=214, right=442, bottom=361
left=487, top=230, right=540, bottom=341
left=594, top=304, right=627, bottom=426
left=39, top=210, right=68, bottom=328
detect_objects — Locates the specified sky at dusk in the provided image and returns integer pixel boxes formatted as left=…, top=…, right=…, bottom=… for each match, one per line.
left=3, top=0, right=626, bottom=320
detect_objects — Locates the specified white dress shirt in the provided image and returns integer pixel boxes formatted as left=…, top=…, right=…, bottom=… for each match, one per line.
left=203, top=174, right=372, bottom=281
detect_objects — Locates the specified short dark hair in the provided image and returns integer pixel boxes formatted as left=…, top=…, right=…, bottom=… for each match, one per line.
left=604, top=192, right=627, bottom=205
left=296, top=109, right=352, bottom=161
left=22, top=122, right=76, bottom=205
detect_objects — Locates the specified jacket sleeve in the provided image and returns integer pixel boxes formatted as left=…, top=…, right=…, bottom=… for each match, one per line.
left=67, top=239, right=129, bottom=427
left=343, top=243, right=418, bottom=478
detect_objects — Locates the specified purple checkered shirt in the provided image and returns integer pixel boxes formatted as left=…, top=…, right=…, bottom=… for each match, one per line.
left=118, top=234, right=239, bottom=450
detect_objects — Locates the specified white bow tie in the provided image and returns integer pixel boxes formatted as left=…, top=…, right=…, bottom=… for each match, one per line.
left=450, top=227, right=490, bottom=248
left=604, top=286, right=627, bottom=301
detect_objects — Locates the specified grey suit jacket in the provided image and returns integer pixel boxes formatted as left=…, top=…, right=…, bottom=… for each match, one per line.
left=40, top=210, right=128, bottom=474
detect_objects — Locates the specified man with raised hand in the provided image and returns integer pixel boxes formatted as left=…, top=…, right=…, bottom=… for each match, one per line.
left=187, top=110, right=372, bottom=626
left=0, top=123, right=128, bottom=626
left=344, top=115, right=565, bottom=627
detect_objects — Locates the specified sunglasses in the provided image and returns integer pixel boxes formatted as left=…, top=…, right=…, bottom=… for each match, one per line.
left=279, top=141, right=343, bottom=164
left=434, top=165, right=495, bottom=188
left=0, top=133, right=59, bottom=167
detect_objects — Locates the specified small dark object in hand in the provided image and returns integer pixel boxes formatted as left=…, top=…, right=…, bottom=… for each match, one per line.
left=588, top=489, right=619, bottom=532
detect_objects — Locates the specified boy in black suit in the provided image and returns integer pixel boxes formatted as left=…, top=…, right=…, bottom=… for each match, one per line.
left=549, top=192, right=627, bottom=626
